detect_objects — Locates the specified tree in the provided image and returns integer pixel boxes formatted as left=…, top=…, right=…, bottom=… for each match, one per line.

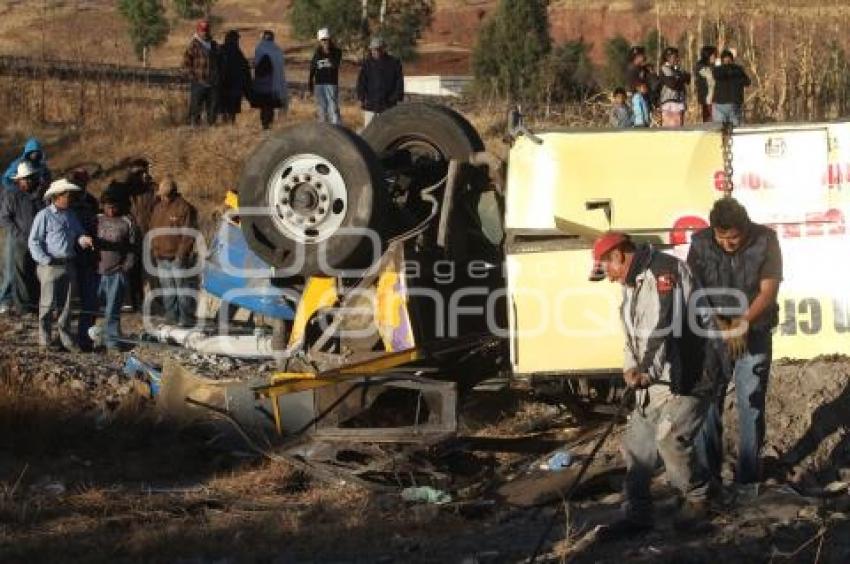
left=602, top=34, right=631, bottom=89
left=118, top=0, right=170, bottom=65
left=472, top=0, right=551, bottom=100
left=173, top=0, right=217, bottom=19
left=290, top=0, right=434, bottom=60
left=536, top=39, right=597, bottom=104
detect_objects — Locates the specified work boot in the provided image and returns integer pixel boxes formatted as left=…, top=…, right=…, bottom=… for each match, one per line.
left=599, top=516, right=654, bottom=541
left=673, top=500, right=711, bottom=532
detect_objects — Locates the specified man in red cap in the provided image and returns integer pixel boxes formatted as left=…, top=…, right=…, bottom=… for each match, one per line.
left=182, top=20, right=220, bottom=127
left=591, top=231, right=713, bottom=536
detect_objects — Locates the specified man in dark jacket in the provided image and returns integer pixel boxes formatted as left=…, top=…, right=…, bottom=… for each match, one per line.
left=148, top=177, right=198, bottom=327
left=0, top=162, right=43, bottom=314
left=712, top=50, right=751, bottom=126
left=309, top=28, right=343, bottom=124
left=182, top=20, right=220, bottom=127
left=69, top=169, right=99, bottom=350
left=689, top=198, right=782, bottom=495
left=356, top=36, right=404, bottom=127
left=591, top=232, right=711, bottom=535
left=218, top=30, right=251, bottom=125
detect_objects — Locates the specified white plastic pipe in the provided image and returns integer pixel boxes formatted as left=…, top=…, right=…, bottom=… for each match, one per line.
left=152, top=324, right=278, bottom=359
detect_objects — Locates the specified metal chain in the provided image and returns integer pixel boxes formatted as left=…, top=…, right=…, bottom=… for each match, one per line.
left=722, top=121, right=735, bottom=197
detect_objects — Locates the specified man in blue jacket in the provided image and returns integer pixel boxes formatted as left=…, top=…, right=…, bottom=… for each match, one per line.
left=1, top=138, right=51, bottom=313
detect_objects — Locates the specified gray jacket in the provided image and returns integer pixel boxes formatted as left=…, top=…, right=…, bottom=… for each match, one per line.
left=621, top=245, right=708, bottom=396
left=0, top=188, right=42, bottom=243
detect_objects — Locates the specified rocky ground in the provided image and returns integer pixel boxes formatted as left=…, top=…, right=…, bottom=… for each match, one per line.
left=1, top=313, right=849, bottom=562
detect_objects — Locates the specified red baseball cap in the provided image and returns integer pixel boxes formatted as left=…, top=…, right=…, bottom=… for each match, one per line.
left=197, top=20, right=210, bottom=33
left=589, top=231, right=630, bottom=281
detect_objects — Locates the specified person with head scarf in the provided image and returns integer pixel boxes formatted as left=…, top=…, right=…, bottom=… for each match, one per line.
left=218, top=29, right=252, bottom=124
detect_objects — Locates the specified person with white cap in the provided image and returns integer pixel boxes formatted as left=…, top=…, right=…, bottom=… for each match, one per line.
left=356, top=36, right=404, bottom=127
left=28, top=178, right=94, bottom=351
left=308, top=27, right=342, bottom=124
left=589, top=231, right=713, bottom=537
left=0, top=161, right=43, bottom=315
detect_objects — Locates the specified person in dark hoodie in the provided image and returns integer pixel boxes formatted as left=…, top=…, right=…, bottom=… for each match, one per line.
left=625, top=46, right=657, bottom=108
left=712, top=49, right=751, bottom=126
left=218, top=30, right=251, bottom=125
left=0, top=161, right=43, bottom=315
left=182, top=20, right=220, bottom=127
left=309, top=28, right=343, bottom=124
left=1, top=138, right=51, bottom=314
left=356, top=36, right=404, bottom=127
left=252, top=30, right=288, bottom=130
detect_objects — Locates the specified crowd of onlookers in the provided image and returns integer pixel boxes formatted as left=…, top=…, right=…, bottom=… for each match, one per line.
left=0, top=149, right=199, bottom=353
left=182, top=20, right=405, bottom=130
left=610, top=45, right=751, bottom=129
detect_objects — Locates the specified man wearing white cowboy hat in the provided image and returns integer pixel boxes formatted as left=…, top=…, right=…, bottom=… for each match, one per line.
left=0, top=161, right=43, bottom=315
left=28, top=178, right=94, bottom=351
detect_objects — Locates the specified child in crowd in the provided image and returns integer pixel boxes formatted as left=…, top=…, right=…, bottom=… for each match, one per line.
left=632, top=81, right=651, bottom=127
left=95, top=191, right=137, bottom=351
left=610, top=87, right=633, bottom=128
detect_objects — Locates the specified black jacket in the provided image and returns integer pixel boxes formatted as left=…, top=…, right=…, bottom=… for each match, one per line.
left=712, top=63, right=750, bottom=105
left=308, top=45, right=342, bottom=89
left=0, top=188, right=42, bottom=243
left=687, top=224, right=782, bottom=331
left=219, top=41, right=252, bottom=100
left=356, top=54, right=404, bottom=113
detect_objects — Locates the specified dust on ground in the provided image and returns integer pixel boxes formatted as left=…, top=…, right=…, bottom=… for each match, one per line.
left=1, top=312, right=850, bottom=563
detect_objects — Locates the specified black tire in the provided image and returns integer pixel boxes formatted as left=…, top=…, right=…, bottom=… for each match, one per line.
left=239, top=123, right=389, bottom=276
left=361, top=103, right=484, bottom=163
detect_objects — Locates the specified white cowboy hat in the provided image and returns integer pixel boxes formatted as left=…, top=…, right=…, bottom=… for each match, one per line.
left=43, top=178, right=81, bottom=200
left=11, top=161, right=37, bottom=180
left=317, top=28, right=330, bottom=41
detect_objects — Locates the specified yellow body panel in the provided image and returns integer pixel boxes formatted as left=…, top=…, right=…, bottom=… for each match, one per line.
left=507, top=124, right=850, bottom=375
left=288, top=276, right=339, bottom=348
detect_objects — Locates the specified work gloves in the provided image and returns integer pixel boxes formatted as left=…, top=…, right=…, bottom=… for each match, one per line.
left=623, top=368, right=650, bottom=390
left=717, top=317, right=749, bottom=361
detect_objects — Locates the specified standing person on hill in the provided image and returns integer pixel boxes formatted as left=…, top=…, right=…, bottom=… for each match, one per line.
left=625, top=46, right=657, bottom=106
left=252, top=30, right=288, bottom=130
left=68, top=169, right=99, bottom=351
left=695, top=46, right=718, bottom=123
left=309, top=28, right=343, bottom=125
left=28, top=179, right=94, bottom=352
left=148, top=177, right=198, bottom=327
left=356, top=36, right=404, bottom=127
left=658, top=47, right=691, bottom=128
left=632, top=81, right=652, bottom=128
left=183, top=19, right=220, bottom=127
left=712, top=49, right=751, bottom=126
left=610, top=87, right=633, bottom=128
left=218, top=30, right=252, bottom=125
left=0, top=162, right=43, bottom=315
left=1, top=138, right=51, bottom=314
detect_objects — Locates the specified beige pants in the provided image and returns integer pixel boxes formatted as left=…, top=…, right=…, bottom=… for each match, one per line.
left=37, top=263, right=76, bottom=348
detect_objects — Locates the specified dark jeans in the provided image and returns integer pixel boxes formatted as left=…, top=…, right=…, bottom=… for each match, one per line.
left=697, top=330, right=773, bottom=484
left=157, top=258, right=196, bottom=326
left=10, top=239, right=37, bottom=313
left=127, top=251, right=145, bottom=310
left=189, top=82, right=218, bottom=126
left=98, top=272, right=125, bottom=349
left=0, top=234, right=13, bottom=306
